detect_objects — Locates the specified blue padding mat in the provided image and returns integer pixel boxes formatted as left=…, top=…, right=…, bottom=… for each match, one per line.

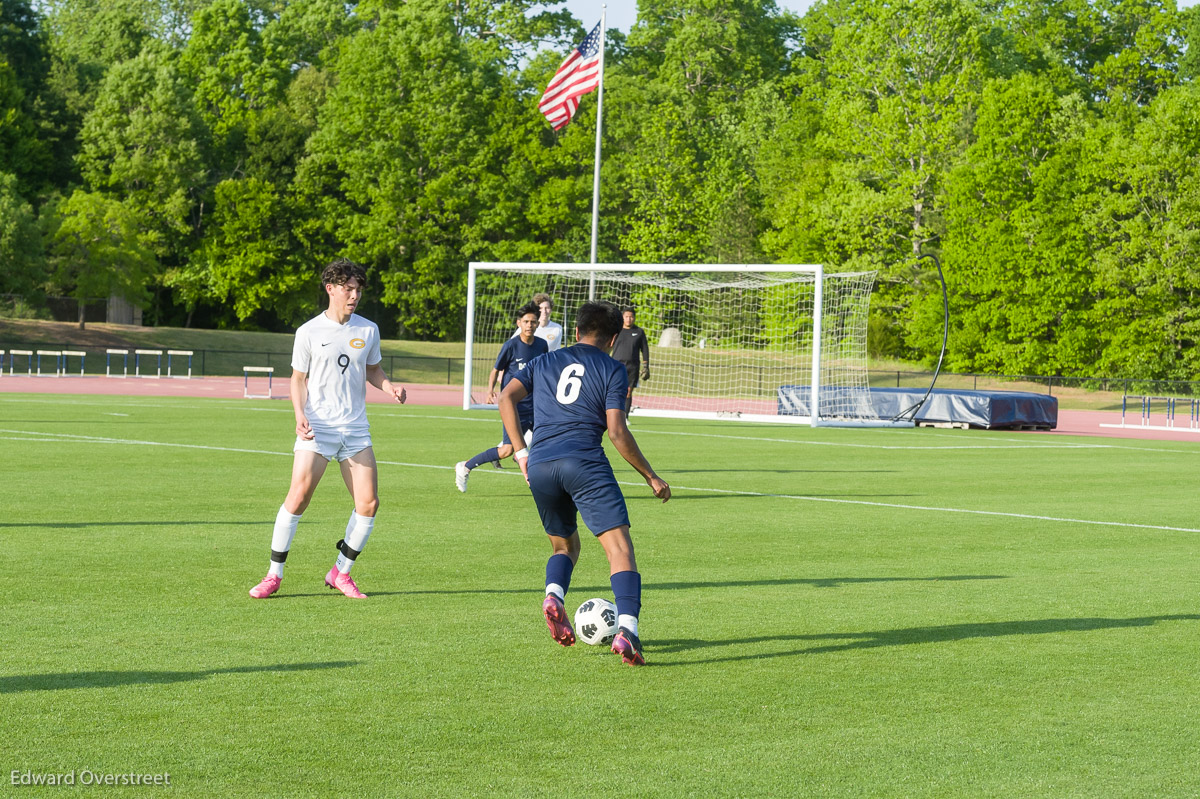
left=777, top=386, right=1058, bottom=429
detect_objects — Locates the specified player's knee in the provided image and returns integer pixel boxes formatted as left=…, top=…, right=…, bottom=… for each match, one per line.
left=497, top=444, right=513, bottom=459
left=286, top=488, right=314, bottom=513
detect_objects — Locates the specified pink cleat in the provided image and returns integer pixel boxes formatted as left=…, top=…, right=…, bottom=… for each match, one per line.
left=611, top=627, right=645, bottom=666
left=249, top=574, right=281, bottom=599
left=325, top=567, right=367, bottom=599
left=542, top=595, right=575, bottom=647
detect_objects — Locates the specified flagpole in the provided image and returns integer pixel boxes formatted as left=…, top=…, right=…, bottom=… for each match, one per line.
left=588, top=6, right=606, bottom=285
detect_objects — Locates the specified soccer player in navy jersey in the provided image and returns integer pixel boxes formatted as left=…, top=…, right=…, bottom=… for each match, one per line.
left=498, top=300, right=671, bottom=666
left=455, top=302, right=548, bottom=492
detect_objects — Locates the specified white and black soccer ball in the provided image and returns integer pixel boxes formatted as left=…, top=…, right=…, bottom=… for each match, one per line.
left=574, top=598, right=618, bottom=646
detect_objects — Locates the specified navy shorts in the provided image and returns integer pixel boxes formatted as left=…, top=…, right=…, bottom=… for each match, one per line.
left=527, top=458, right=630, bottom=538
left=500, top=415, right=534, bottom=446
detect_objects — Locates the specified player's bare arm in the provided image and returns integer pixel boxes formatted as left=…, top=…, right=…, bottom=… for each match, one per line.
left=366, top=362, right=406, bottom=404
left=485, top=367, right=503, bottom=404
left=290, top=369, right=314, bottom=440
left=498, top=380, right=530, bottom=479
left=606, top=409, right=670, bottom=502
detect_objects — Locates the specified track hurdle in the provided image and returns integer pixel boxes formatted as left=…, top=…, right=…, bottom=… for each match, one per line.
left=244, top=366, right=274, bottom=399
left=167, top=350, right=193, bottom=379
left=62, top=350, right=87, bottom=376
left=9, top=349, right=32, bottom=376
left=106, top=349, right=129, bottom=378
left=135, top=349, right=163, bottom=378
left=1103, top=394, right=1200, bottom=433
left=36, top=350, right=63, bottom=376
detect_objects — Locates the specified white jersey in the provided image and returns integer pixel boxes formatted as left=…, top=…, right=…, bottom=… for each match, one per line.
left=514, top=321, right=564, bottom=351
left=292, top=312, right=383, bottom=429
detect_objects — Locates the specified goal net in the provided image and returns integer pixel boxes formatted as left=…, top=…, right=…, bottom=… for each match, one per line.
left=464, top=263, right=905, bottom=426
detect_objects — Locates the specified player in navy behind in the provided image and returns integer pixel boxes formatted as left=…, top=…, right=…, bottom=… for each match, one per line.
left=498, top=300, right=671, bottom=666
left=455, top=302, right=548, bottom=492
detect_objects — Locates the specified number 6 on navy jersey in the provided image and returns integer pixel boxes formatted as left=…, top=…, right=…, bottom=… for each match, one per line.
left=555, top=364, right=585, bottom=404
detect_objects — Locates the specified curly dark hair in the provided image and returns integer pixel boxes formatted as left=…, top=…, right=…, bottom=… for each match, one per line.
left=321, top=258, right=367, bottom=288
left=516, top=301, right=540, bottom=320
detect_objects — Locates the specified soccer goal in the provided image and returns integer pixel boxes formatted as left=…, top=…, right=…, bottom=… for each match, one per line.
left=463, top=262, right=910, bottom=427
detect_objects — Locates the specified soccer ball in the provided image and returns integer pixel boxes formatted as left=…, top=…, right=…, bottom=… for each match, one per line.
left=574, top=598, right=618, bottom=646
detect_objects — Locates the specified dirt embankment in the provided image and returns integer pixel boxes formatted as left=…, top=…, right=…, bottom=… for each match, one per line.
left=0, top=319, right=141, bottom=348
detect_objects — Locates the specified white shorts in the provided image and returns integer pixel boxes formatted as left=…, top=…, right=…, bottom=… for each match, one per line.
left=294, top=427, right=373, bottom=462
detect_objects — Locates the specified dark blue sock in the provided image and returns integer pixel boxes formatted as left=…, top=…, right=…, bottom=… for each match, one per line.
left=465, top=447, right=500, bottom=470
left=545, top=553, right=575, bottom=597
left=610, top=570, right=641, bottom=622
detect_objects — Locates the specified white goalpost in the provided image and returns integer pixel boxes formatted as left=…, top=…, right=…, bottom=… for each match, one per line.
left=463, top=262, right=910, bottom=427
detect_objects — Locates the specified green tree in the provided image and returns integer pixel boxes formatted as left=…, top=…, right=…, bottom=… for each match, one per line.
left=1084, top=83, right=1200, bottom=379
left=169, top=176, right=312, bottom=327
left=76, top=43, right=205, bottom=259
left=296, top=0, right=520, bottom=338
left=179, top=0, right=281, bottom=174
left=0, top=60, right=45, bottom=194
left=934, top=75, right=1098, bottom=374
left=0, top=170, right=45, bottom=301
left=43, top=190, right=157, bottom=329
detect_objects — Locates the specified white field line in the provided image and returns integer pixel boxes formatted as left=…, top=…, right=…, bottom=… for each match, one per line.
left=3, top=428, right=1199, bottom=535
left=2, top=391, right=1200, bottom=448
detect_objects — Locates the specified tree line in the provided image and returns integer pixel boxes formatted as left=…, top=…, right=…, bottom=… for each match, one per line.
left=2, top=0, right=1199, bottom=379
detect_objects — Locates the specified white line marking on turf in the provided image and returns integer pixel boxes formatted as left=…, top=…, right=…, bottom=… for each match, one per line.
left=6, top=428, right=1200, bottom=534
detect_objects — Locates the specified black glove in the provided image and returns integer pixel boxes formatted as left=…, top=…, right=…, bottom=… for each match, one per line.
left=640, top=367, right=650, bottom=381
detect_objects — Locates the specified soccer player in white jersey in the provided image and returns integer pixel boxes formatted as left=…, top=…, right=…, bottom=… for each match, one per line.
left=513, top=292, right=564, bottom=351
left=249, top=259, right=406, bottom=600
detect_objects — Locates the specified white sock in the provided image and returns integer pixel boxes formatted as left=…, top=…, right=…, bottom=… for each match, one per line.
left=545, top=584, right=565, bottom=601
left=619, top=614, right=639, bottom=636
left=269, top=505, right=302, bottom=578
left=335, top=511, right=375, bottom=574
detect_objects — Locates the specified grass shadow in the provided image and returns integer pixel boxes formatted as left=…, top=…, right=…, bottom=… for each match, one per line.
left=651, top=615, right=1200, bottom=666
left=1, top=660, right=359, bottom=693
left=305, top=575, right=1007, bottom=598
left=626, top=492, right=919, bottom=501
left=661, top=469, right=898, bottom=475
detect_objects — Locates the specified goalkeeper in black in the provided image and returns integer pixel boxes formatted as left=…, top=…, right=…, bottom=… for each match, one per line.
left=612, top=307, right=650, bottom=416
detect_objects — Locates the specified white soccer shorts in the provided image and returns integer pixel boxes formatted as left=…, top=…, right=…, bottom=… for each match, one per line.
left=294, top=427, right=373, bottom=462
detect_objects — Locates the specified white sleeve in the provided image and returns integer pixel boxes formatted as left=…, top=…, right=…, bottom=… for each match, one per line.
left=291, top=325, right=311, bottom=372
left=367, top=324, right=383, bottom=366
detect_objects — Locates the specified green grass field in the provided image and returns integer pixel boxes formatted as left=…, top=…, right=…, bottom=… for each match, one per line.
left=3, top=393, right=1199, bottom=797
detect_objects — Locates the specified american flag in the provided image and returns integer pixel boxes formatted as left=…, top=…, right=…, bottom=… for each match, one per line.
left=538, top=22, right=603, bottom=130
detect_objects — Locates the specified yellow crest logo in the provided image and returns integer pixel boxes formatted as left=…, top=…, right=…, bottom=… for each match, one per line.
left=349, top=338, right=366, bottom=349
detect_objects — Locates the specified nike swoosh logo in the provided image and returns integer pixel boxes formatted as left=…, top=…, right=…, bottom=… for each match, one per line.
left=321, top=343, right=331, bottom=347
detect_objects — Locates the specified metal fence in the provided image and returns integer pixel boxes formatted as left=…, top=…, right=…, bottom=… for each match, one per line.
left=4, top=339, right=1200, bottom=399
left=0, top=342, right=470, bottom=384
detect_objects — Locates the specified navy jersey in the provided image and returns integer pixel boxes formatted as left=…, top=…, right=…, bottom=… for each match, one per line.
left=514, top=343, right=628, bottom=466
left=495, top=335, right=548, bottom=419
